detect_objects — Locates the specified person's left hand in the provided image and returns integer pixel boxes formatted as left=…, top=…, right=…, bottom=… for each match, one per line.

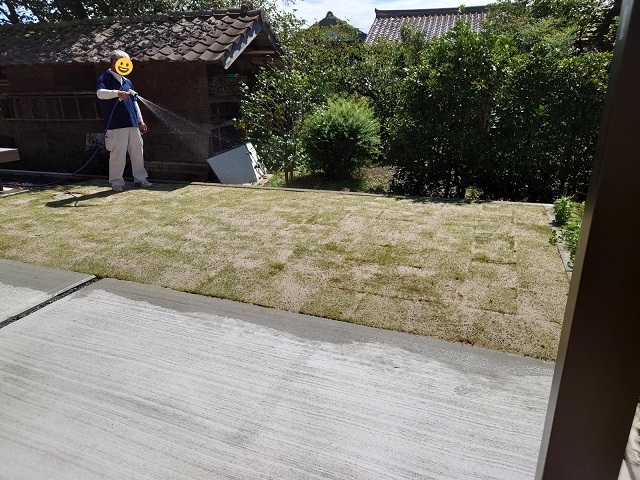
left=139, top=122, right=148, bottom=135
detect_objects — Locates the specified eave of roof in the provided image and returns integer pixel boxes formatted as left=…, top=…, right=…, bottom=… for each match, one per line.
left=0, top=8, right=282, bottom=69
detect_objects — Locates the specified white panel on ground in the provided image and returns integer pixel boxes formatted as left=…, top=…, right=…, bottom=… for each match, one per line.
left=0, top=148, right=19, bottom=163
left=207, top=143, right=268, bottom=184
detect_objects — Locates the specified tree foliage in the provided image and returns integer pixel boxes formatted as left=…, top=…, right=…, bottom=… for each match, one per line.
left=484, top=1, right=611, bottom=201
left=0, top=0, right=294, bottom=25
left=388, top=22, right=500, bottom=198
left=240, top=21, right=366, bottom=185
left=239, top=67, right=322, bottom=186
left=486, top=0, right=618, bottom=51
left=239, top=0, right=612, bottom=200
left=385, top=2, right=612, bottom=201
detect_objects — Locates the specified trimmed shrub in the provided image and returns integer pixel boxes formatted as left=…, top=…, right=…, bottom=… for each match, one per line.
left=300, top=95, right=380, bottom=180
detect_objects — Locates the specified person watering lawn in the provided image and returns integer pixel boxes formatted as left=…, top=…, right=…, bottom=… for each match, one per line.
left=96, top=50, right=152, bottom=192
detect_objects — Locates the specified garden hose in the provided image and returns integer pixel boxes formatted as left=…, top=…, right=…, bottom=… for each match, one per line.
left=3, top=96, right=124, bottom=190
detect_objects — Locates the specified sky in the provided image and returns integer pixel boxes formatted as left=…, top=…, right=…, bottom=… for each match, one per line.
left=277, top=0, right=489, bottom=33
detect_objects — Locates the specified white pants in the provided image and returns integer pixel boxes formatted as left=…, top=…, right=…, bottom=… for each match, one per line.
left=105, top=127, right=148, bottom=186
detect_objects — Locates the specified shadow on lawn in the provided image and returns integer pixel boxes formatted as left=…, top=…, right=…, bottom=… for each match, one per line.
left=46, top=189, right=113, bottom=208
left=389, top=194, right=485, bottom=205
left=45, top=182, right=189, bottom=208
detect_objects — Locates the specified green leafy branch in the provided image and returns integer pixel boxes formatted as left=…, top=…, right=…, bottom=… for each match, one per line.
left=550, top=196, right=585, bottom=267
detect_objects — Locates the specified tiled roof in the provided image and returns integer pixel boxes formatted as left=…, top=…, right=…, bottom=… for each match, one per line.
left=317, top=11, right=367, bottom=42
left=365, top=6, right=488, bottom=44
left=0, top=8, right=281, bottom=69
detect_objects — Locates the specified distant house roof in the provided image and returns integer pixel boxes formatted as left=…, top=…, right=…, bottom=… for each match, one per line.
left=365, top=6, right=488, bottom=44
left=0, top=7, right=282, bottom=69
left=317, top=11, right=342, bottom=28
left=317, top=11, right=366, bottom=42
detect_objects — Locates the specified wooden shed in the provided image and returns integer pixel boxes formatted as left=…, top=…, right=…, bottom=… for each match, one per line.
left=0, top=6, right=282, bottom=180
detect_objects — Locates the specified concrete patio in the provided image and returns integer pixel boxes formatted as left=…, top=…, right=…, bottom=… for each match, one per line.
left=0, top=258, right=555, bottom=479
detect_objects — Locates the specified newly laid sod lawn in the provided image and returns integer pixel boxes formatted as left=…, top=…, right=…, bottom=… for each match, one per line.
left=0, top=181, right=569, bottom=360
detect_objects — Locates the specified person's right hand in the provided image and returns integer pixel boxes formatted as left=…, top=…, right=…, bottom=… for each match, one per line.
left=117, top=91, right=129, bottom=100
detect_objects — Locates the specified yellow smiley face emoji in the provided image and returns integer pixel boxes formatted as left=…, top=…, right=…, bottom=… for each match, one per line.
left=114, top=57, right=133, bottom=76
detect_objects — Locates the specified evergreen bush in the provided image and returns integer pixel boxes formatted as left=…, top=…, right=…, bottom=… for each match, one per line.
left=300, top=96, right=380, bottom=180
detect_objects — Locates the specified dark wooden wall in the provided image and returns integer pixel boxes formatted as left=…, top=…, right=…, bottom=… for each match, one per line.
left=0, top=61, right=239, bottom=181
left=132, top=61, right=212, bottom=180
left=0, top=65, right=103, bottom=171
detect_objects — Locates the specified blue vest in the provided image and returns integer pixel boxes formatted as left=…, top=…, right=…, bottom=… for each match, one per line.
left=96, top=71, right=139, bottom=130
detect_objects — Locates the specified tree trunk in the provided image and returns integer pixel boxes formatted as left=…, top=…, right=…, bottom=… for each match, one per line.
left=94, top=0, right=114, bottom=16
left=2, top=0, right=21, bottom=24
left=52, top=0, right=88, bottom=20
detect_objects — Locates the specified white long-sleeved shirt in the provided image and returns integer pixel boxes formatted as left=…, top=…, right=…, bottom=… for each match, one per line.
left=96, top=69, right=144, bottom=124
